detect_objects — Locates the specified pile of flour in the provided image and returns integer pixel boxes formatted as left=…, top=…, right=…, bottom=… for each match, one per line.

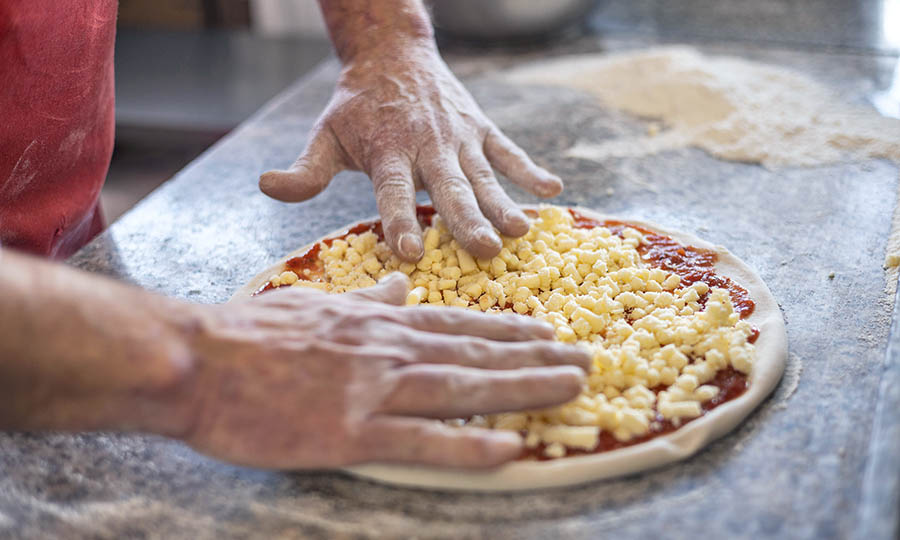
left=504, top=46, right=900, bottom=169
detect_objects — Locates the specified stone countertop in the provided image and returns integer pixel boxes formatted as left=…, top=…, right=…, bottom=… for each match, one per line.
left=2, top=33, right=900, bottom=540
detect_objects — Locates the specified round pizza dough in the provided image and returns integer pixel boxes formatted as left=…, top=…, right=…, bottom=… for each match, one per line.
left=232, top=206, right=788, bottom=492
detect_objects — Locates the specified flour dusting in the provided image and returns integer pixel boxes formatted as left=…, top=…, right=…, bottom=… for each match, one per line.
left=504, top=46, right=900, bottom=169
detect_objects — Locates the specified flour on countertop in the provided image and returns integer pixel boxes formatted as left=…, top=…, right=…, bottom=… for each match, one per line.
left=504, top=46, right=900, bottom=169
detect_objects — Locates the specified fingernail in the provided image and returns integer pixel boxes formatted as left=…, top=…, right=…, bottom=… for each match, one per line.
left=537, top=176, right=563, bottom=198
left=568, top=370, right=587, bottom=390
left=398, top=233, right=424, bottom=259
left=474, top=227, right=501, bottom=248
left=502, top=207, right=530, bottom=233
left=494, top=431, right=524, bottom=447
left=258, top=171, right=277, bottom=188
left=532, top=321, right=556, bottom=339
left=378, top=272, right=404, bottom=284
left=483, top=432, right=524, bottom=465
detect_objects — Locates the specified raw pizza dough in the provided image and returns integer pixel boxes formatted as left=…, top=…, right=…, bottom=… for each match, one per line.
left=232, top=206, right=787, bottom=491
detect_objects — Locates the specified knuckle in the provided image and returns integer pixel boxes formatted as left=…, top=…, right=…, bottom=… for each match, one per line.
left=391, top=351, right=417, bottom=366
left=375, top=345, right=415, bottom=365
left=431, top=175, right=468, bottom=199
left=357, top=306, right=395, bottom=323
left=316, top=303, right=341, bottom=319
left=294, top=165, right=330, bottom=191
left=289, top=156, right=312, bottom=172
left=394, top=372, right=445, bottom=409
left=538, top=342, right=567, bottom=361
left=405, top=423, right=441, bottom=456
left=466, top=168, right=496, bottom=187
left=489, top=197, right=519, bottom=221
left=374, top=175, right=412, bottom=197
left=329, top=327, right=366, bottom=345
left=383, top=215, right=418, bottom=236
left=416, top=307, right=454, bottom=328
left=460, top=337, right=494, bottom=363
left=504, top=313, right=533, bottom=329
left=440, top=372, right=464, bottom=401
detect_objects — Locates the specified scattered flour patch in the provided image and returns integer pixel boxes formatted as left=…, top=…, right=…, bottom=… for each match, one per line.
left=0, top=140, right=40, bottom=201
left=505, top=47, right=900, bottom=169
left=777, top=353, right=803, bottom=404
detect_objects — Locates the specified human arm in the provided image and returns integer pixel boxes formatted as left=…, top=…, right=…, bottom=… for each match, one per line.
left=260, top=0, right=563, bottom=263
left=0, top=250, right=589, bottom=468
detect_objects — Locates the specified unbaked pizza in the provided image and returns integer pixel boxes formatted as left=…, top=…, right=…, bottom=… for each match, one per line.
left=234, top=205, right=787, bottom=491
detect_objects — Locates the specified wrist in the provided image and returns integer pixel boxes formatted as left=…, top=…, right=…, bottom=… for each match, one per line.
left=49, top=294, right=202, bottom=438
left=319, top=0, right=436, bottom=63
left=123, top=298, right=206, bottom=439
left=0, top=252, right=203, bottom=435
left=346, top=31, right=436, bottom=65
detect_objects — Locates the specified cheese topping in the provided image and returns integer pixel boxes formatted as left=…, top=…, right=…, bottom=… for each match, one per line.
left=269, top=206, right=756, bottom=458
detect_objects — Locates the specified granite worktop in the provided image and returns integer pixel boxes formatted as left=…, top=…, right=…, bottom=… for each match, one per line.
left=2, top=16, right=900, bottom=540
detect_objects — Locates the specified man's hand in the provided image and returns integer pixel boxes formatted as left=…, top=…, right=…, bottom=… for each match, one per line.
left=260, top=0, right=563, bottom=262
left=0, top=251, right=589, bottom=470
left=179, top=274, right=588, bottom=469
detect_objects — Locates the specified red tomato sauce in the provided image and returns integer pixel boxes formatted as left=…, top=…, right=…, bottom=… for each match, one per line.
left=253, top=206, right=436, bottom=295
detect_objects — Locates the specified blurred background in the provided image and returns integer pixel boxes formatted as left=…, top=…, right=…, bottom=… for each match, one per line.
left=106, top=0, right=899, bottom=220
left=107, top=0, right=331, bottom=221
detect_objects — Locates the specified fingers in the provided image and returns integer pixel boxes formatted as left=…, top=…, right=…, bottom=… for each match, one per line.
left=381, top=365, right=585, bottom=418
left=398, top=332, right=591, bottom=371
left=418, top=154, right=502, bottom=259
left=259, top=125, right=344, bottom=202
left=370, top=153, right=424, bottom=262
left=401, top=306, right=556, bottom=342
left=345, top=273, right=410, bottom=305
left=483, top=127, right=563, bottom=199
left=361, top=417, right=522, bottom=468
left=458, top=144, right=530, bottom=238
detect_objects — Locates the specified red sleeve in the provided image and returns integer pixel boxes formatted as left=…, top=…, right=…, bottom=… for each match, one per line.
left=0, top=0, right=118, bottom=258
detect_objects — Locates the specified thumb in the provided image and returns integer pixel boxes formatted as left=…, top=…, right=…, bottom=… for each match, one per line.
left=259, top=126, right=343, bottom=202
left=346, top=273, right=410, bottom=305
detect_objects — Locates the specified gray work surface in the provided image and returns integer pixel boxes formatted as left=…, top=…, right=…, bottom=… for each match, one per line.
left=3, top=20, right=900, bottom=540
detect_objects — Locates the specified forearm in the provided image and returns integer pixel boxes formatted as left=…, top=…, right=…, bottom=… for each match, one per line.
left=317, top=0, right=434, bottom=62
left=0, top=249, right=195, bottom=435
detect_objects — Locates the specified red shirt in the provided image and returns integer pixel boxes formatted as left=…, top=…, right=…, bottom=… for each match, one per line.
left=0, top=0, right=117, bottom=258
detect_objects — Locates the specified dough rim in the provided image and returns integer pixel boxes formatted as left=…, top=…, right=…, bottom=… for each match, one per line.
left=231, top=205, right=788, bottom=492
